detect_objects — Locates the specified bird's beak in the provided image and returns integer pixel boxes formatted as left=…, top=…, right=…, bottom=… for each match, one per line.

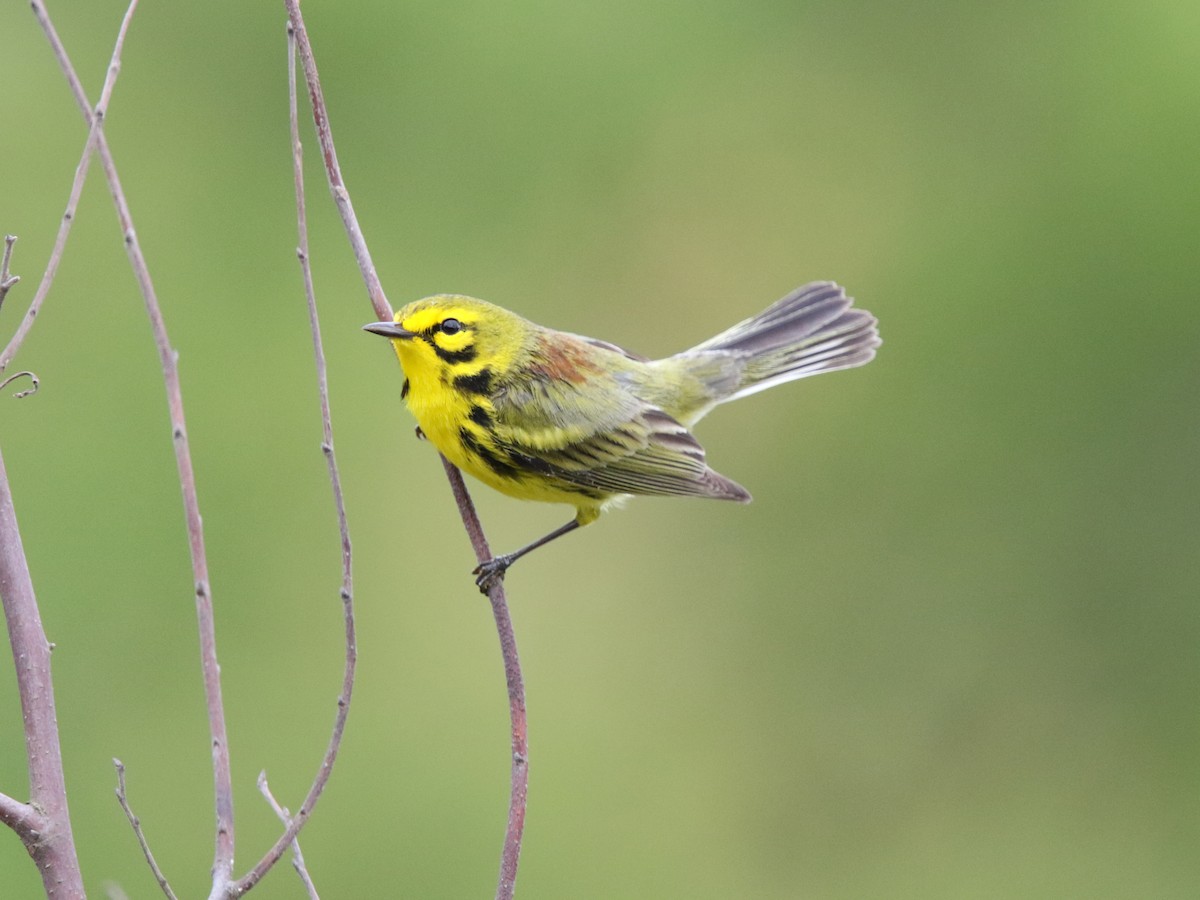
left=363, top=321, right=416, bottom=339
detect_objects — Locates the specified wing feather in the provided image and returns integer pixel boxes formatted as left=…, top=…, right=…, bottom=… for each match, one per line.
left=488, top=338, right=750, bottom=502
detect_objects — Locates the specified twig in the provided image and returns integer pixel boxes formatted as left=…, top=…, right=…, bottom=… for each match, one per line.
left=283, top=4, right=531, bottom=896
left=31, top=2, right=237, bottom=894
left=1, top=0, right=135, bottom=373
left=257, top=772, right=320, bottom=900
left=0, top=235, right=19, bottom=311
left=113, top=760, right=178, bottom=900
left=0, top=371, right=39, bottom=399
left=0, top=790, right=39, bottom=835
left=439, top=456, right=529, bottom=899
left=227, top=24, right=359, bottom=895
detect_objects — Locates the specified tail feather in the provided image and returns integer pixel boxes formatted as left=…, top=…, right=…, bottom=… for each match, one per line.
left=691, top=282, right=850, bottom=355
left=686, top=281, right=880, bottom=403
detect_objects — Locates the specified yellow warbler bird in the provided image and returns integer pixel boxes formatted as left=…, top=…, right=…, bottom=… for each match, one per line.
left=365, top=282, right=879, bottom=590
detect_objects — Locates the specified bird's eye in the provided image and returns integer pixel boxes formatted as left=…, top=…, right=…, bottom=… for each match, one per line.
left=439, top=318, right=462, bottom=335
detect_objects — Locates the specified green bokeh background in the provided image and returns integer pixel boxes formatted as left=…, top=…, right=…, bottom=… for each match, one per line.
left=2, top=2, right=1196, bottom=897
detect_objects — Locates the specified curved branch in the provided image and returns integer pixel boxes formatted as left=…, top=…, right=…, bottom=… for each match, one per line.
left=282, top=2, right=390, bottom=322
left=283, top=4, right=529, bottom=897
left=228, top=24, right=359, bottom=895
left=30, top=1, right=236, bottom=893
left=0, top=371, right=39, bottom=398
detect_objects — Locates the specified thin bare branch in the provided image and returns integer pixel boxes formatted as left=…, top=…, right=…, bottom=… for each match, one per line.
left=282, top=4, right=530, bottom=896
left=229, top=25, right=358, bottom=895
left=2, top=1, right=138, bottom=373
left=114, top=760, right=179, bottom=900
left=257, top=772, right=320, bottom=900
left=0, top=140, right=92, bottom=371
left=282, top=0, right=391, bottom=322
left=31, top=2, right=236, bottom=894
left=439, top=456, right=528, bottom=900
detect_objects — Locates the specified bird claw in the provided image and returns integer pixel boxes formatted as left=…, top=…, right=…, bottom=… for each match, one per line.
left=473, top=556, right=512, bottom=593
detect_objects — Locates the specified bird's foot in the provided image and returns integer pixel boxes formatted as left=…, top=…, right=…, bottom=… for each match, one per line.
left=473, top=555, right=513, bottom=593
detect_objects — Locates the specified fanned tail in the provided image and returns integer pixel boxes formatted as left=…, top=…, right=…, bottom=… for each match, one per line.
left=688, top=281, right=880, bottom=402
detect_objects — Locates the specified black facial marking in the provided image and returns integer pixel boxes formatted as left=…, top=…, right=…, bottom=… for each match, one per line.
left=432, top=342, right=478, bottom=365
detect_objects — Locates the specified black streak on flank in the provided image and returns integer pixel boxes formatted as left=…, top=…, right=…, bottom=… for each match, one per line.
left=468, top=404, right=493, bottom=428
left=453, top=368, right=493, bottom=396
left=401, top=378, right=410, bottom=399
left=459, top=427, right=520, bottom=479
left=507, top=448, right=558, bottom=478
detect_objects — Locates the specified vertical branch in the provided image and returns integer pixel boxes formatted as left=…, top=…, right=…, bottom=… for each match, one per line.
left=31, top=2, right=237, bottom=893
left=438, top=457, right=528, bottom=900
left=0, top=443, right=85, bottom=898
left=229, top=23, right=359, bottom=895
left=283, top=4, right=530, bottom=897
left=0, top=3, right=144, bottom=896
left=281, top=2, right=390, bottom=322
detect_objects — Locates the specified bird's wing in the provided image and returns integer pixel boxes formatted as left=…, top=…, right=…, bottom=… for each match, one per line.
left=488, top=338, right=750, bottom=502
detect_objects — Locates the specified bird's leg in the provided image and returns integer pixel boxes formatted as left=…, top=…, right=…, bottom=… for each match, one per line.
left=474, top=518, right=582, bottom=592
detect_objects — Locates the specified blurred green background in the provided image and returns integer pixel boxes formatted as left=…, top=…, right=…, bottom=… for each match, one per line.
left=2, top=1, right=1196, bottom=897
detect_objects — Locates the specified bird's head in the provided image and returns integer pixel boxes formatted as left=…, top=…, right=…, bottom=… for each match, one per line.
left=364, top=295, right=531, bottom=386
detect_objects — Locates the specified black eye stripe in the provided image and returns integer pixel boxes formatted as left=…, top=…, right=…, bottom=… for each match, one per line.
left=417, top=317, right=476, bottom=364
left=416, top=318, right=469, bottom=338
